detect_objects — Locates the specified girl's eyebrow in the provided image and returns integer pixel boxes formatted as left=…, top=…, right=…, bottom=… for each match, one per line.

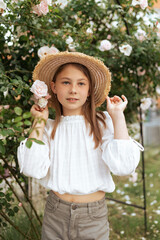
left=60, top=77, right=88, bottom=81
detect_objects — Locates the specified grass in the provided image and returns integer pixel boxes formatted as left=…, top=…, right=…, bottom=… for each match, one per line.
left=107, top=146, right=160, bottom=239
left=0, top=210, right=42, bottom=240
left=1, top=146, right=160, bottom=240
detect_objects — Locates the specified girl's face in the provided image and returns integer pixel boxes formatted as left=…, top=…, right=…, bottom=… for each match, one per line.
left=51, top=64, right=90, bottom=116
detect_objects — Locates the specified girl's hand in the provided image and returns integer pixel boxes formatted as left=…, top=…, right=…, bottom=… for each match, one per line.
left=30, top=104, right=49, bottom=122
left=106, top=95, right=128, bottom=117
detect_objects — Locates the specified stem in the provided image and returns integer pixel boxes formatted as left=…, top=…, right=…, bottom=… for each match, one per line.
left=0, top=211, right=32, bottom=240
left=5, top=69, right=32, bottom=73
left=0, top=19, right=58, bottom=33
left=2, top=175, right=40, bottom=239
left=2, top=158, right=42, bottom=226
left=114, top=0, right=130, bottom=35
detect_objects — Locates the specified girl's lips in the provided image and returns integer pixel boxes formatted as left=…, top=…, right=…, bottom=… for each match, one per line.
left=67, top=98, right=79, bottom=102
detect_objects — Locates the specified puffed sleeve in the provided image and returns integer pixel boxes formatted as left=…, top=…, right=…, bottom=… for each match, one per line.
left=101, top=111, right=144, bottom=176
left=17, top=119, right=52, bottom=179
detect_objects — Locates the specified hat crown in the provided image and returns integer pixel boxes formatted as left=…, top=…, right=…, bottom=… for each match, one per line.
left=33, top=51, right=111, bottom=107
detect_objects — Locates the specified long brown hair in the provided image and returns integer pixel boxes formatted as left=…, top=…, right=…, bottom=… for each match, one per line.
left=51, top=63, right=107, bottom=148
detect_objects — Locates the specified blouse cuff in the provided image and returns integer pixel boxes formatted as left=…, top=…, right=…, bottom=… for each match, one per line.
left=101, top=138, right=143, bottom=176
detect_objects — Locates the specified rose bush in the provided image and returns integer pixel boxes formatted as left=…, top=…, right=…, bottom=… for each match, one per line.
left=0, top=0, right=160, bottom=238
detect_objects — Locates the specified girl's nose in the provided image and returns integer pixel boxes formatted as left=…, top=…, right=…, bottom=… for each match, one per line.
left=69, top=84, right=77, bottom=94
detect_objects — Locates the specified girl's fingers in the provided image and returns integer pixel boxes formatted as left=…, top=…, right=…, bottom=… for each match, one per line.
left=121, top=95, right=128, bottom=103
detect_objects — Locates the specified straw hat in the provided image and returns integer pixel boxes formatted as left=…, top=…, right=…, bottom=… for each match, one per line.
left=32, top=51, right=111, bottom=107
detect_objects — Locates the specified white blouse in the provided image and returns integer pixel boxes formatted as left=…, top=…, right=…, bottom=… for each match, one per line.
left=17, top=111, right=144, bottom=195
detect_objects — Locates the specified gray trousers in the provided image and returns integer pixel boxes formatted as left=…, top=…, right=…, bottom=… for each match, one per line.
left=41, top=190, right=109, bottom=240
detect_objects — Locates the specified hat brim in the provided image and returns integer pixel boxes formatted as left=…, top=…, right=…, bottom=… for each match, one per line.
left=32, top=52, right=111, bottom=107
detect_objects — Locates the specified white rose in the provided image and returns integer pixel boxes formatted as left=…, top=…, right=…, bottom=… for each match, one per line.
left=89, top=21, right=94, bottom=28
left=140, top=98, right=152, bottom=111
left=66, top=36, right=73, bottom=45
left=38, top=98, right=48, bottom=108
left=132, top=0, right=141, bottom=6
left=0, top=0, right=7, bottom=10
left=44, top=0, right=52, bottom=5
left=99, top=40, right=112, bottom=51
left=135, top=29, right=146, bottom=41
left=129, top=172, right=138, bottom=183
left=55, top=0, right=68, bottom=9
left=48, top=46, right=59, bottom=54
left=38, top=46, right=59, bottom=59
left=68, top=42, right=79, bottom=52
left=38, top=46, right=50, bottom=59
left=140, top=0, right=148, bottom=10
left=30, top=80, right=48, bottom=99
left=3, top=88, right=8, bottom=98
left=156, top=86, right=160, bottom=95
left=86, top=28, right=93, bottom=34
left=132, top=0, right=148, bottom=10
left=119, top=44, right=132, bottom=56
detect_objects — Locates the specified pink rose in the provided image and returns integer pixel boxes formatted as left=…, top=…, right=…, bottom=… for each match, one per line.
left=137, top=67, right=146, bottom=76
left=107, top=35, right=111, bottom=40
left=140, top=0, right=148, bottom=10
left=32, top=0, right=49, bottom=16
left=18, top=202, right=22, bottom=207
left=30, top=80, right=48, bottom=99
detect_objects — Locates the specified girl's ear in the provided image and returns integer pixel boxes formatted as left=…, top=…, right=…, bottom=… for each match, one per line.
left=50, top=82, right=57, bottom=94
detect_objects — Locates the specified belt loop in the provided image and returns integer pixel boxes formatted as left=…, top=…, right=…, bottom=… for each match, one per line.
left=87, top=202, right=92, bottom=214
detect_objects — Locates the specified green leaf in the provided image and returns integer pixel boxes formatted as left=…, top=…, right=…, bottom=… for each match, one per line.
left=0, top=141, right=5, bottom=155
left=23, top=112, right=31, bottom=119
left=14, top=116, right=22, bottom=123
left=14, top=107, right=22, bottom=116
left=0, top=129, right=14, bottom=136
left=13, top=125, right=22, bottom=131
left=8, top=209, right=15, bottom=217
left=0, top=192, right=5, bottom=197
left=25, top=139, right=33, bottom=149
left=13, top=206, right=19, bottom=213
left=24, top=120, right=32, bottom=126
left=16, top=122, right=23, bottom=127
left=2, top=222, right=7, bottom=227
left=18, top=136, right=25, bottom=142
left=0, top=129, right=8, bottom=136
left=29, top=138, right=45, bottom=145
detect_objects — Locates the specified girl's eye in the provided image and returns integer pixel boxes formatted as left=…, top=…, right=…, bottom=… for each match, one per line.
left=63, top=81, right=70, bottom=85
left=79, top=82, right=85, bottom=86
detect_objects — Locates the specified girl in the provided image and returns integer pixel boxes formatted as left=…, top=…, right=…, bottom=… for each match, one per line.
left=17, top=52, right=144, bottom=240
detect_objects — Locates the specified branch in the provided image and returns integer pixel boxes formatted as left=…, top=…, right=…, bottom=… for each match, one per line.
left=115, top=0, right=130, bottom=35
left=2, top=158, right=42, bottom=226
left=0, top=211, right=32, bottom=240
left=2, top=175, right=40, bottom=239
left=5, top=69, right=32, bottom=74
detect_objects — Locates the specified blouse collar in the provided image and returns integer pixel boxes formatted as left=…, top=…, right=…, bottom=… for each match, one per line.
left=60, top=115, right=85, bottom=122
